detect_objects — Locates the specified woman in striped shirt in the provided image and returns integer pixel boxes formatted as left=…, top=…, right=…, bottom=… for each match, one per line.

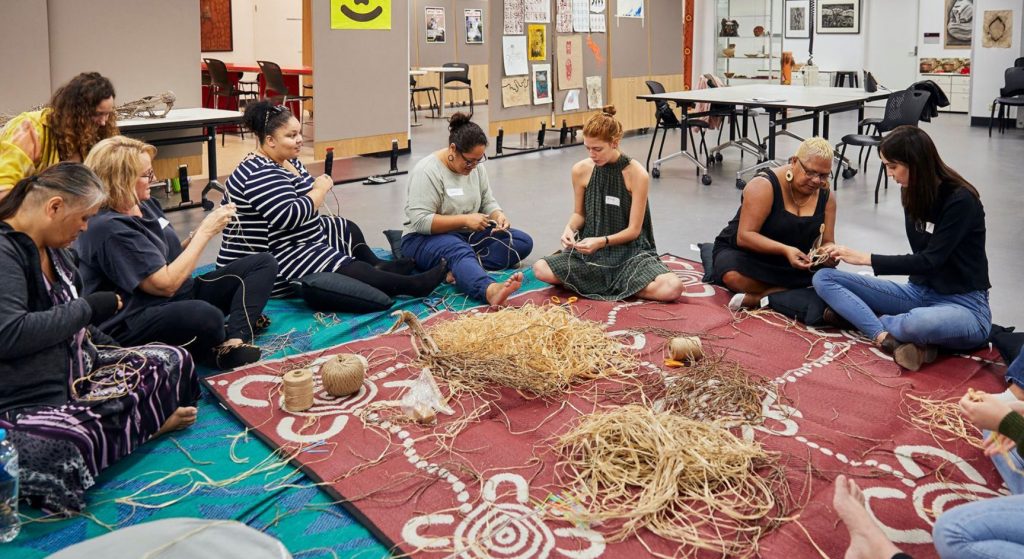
left=218, top=102, right=446, bottom=301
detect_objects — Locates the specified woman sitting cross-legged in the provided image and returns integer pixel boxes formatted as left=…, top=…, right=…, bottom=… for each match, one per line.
left=218, top=101, right=447, bottom=302
left=401, top=112, right=533, bottom=306
left=813, top=126, right=991, bottom=371
left=75, top=136, right=276, bottom=370
left=533, top=106, right=682, bottom=301
left=711, top=137, right=838, bottom=311
left=0, top=163, right=200, bottom=513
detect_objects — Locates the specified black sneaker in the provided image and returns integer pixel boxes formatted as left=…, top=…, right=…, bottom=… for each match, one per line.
left=822, top=307, right=849, bottom=328
left=214, top=343, right=262, bottom=370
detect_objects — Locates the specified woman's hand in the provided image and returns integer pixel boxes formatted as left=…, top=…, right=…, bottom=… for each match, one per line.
left=11, top=121, right=40, bottom=161
left=573, top=237, right=605, bottom=255
left=312, top=174, right=334, bottom=193
left=960, top=391, right=1013, bottom=432
left=463, top=213, right=492, bottom=232
left=814, top=242, right=840, bottom=268
left=491, top=211, right=510, bottom=231
left=824, top=244, right=872, bottom=266
left=560, top=226, right=578, bottom=249
left=196, top=203, right=236, bottom=240
left=784, top=246, right=811, bottom=270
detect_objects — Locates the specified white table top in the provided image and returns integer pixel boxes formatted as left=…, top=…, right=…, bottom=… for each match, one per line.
left=409, top=70, right=427, bottom=76
left=118, top=107, right=242, bottom=130
left=417, top=67, right=462, bottom=73
left=639, top=84, right=890, bottom=111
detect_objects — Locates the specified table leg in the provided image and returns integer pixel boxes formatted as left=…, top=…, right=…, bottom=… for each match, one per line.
left=437, top=73, right=446, bottom=118
left=812, top=110, right=820, bottom=137
left=822, top=112, right=831, bottom=140
left=201, top=124, right=226, bottom=209
left=767, top=109, right=777, bottom=160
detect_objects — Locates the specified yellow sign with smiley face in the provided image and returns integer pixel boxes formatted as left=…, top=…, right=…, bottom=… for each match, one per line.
left=331, top=0, right=391, bottom=30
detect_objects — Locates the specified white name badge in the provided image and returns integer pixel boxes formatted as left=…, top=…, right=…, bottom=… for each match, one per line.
left=925, top=222, right=935, bottom=234
left=158, top=217, right=170, bottom=229
left=605, top=195, right=620, bottom=206
left=446, top=188, right=464, bottom=197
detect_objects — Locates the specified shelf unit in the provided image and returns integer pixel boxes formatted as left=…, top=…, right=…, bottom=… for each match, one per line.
left=918, top=73, right=971, bottom=113
left=715, top=0, right=783, bottom=85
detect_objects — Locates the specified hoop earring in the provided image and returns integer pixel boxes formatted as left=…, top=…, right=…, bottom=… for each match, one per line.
left=448, top=154, right=455, bottom=162
left=785, top=169, right=794, bottom=183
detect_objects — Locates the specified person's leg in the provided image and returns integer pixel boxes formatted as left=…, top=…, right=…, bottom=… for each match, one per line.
left=636, top=272, right=684, bottom=302
left=193, top=253, right=277, bottom=343
left=114, top=301, right=226, bottom=356
left=532, top=259, right=562, bottom=286
left=812, top=268, right=924, bottom=341
left=402, top=232, right=493, bottom=301
left=984, top=430, right=1024, bottom=495
left=1006, top=353, right=1024, bottom=400
left=933, top=494, right=1024, bottom=559
left=471, top=228, right=534, bottom=271
left=832, top=475, right=904, bottom=559
left=324, top=216, right=415, bottom=274
left=721, top=270, right=788, bottom=309
left=335, top=259, right=447, bottom=298
left=881, top=303, right=991, bottom=350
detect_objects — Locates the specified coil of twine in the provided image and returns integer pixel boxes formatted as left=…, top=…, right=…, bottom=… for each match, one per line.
left=282, top=368, right=315, bottom=412
left=669, top=337, right=704, bottom=363
left=320, top=354, right=367, bottom=397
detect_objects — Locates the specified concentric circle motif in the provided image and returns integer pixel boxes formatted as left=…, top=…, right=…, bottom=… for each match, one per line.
left=663, top=257, right=717, bottom=298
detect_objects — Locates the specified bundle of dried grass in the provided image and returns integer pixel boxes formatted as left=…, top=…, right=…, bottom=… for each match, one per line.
left=554, top=405, right=787, bottom=556
left=660, top=352, right=781, bottom=425
left=421, top=303, right=638, bottom=397
left=905, top=394, right=984, bottom=449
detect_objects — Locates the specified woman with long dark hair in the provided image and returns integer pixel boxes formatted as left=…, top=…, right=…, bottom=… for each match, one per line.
left=0, top=72, right=119, bottom=199
left=813, top=126, right=990, bottom=370
left=0, top=163, right=200, bottom=513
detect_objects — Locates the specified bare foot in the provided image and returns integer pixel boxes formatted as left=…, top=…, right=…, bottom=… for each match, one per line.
left=1010, top=383, right=1024, bottom=401
left=833, top=475, right=901, bottom=559
left=155, top=406, right=198, bottom=437
left=485, top=272, right=523, bottom=307
left=445, top=271, right=456, bottom=284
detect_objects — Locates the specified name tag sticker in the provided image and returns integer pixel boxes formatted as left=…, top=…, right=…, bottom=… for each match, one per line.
left=925, top=222, right=935, bottom=234
left=446, top=188, right=464, bottom=197
left=605, top=195, right=620, bottom=206
left=158, top=217, right=170, bottom=229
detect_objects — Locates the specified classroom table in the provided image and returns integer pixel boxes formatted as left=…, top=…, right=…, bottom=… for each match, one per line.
left=638, top=84, right=891, bottom=187
left=415, top=66, right=463, bottom=118
left=120, top=108, right=242, bottom=211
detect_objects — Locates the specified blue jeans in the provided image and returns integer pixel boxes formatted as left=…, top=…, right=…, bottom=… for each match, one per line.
left=933, top=445, right=1024, bottom=558
left=812, top=268, right=991, bottom=349
left=1005, top=353, right=1024, bottom=391
left=401, top=228, right=533, bottom=301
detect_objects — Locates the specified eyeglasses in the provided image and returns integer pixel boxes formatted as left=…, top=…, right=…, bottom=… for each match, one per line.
left=796, top=159, right=831, bottom=182
left=139, top=169, right=156, bottom=182
left=458, top=151, right=486, bottom=168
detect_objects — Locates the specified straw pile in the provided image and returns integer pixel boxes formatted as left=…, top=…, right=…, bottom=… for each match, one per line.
left=554, top=405, right=787, bottom=556
left=660, top=352, right=780, bottom=425
left=421, top=303, right=638, bottom=397
left=905, top=394, right=984, bottom=449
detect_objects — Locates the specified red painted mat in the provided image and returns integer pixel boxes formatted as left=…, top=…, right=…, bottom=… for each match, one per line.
left=206, top=257, right=1008, bottom=558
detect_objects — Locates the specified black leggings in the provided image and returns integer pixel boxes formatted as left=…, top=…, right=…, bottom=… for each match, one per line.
left=111, top=253, right=277, bottom=353
left=335, top=260, right=444, bottom=298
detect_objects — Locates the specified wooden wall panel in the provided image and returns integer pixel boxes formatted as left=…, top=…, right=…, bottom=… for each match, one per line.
left=315, top=132, right=410, bottom=159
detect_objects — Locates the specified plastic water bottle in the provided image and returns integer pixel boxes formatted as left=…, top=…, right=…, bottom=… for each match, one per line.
left=0, top=428, right=19, bottom=543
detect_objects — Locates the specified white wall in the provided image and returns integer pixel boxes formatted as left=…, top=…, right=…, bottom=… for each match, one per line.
left=919, top=0, right=975, bottom=59
left=0, top=0, right=52, bottom=114
left=969, top=0, right=1024, bottom=117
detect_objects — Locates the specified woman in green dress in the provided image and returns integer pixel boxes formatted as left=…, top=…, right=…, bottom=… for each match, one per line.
left=533, top=106, right=683, bottom=302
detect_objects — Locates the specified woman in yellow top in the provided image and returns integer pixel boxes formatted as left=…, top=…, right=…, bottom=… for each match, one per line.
left=0, top=72, right=118, bottom=201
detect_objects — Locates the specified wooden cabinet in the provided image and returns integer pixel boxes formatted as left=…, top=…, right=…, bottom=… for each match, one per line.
left=918, top=73, right=971, bottom=113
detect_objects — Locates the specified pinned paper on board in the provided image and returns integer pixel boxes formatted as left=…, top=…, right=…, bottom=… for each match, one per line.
left=425, top=6, right=446, bottom=43
left=525, top=0, right=551, bottom=23
left=563, top=89, right=581, bottom=111
left=502, top=35, right=529, bottom=75
left=528, top=24, right=547, bottom=60
left=616, top=0, right=643, bottom=18
left=558, top=35, right=583, bottom=90
left=586, top=76, right=603, bottom=109
left=572, top=0, right=590, bottom=32
left=330, top=0, right=392, bottom=30
left=465, top=8, right=484, bottom=44
left=983, top=10, right=1013, bottom=48
left=502, top=76, right=532, bottom=107
left=586, top=34, right=604, bottom=63
left=503, top=0, right=524, bottom=34
left=556, top=0, right=573, bottom=32
left=533, top=64, right=553, bottom=104
left=590, top=12, right=606, bottom=32
left=590, top=0, right=606, bottom=13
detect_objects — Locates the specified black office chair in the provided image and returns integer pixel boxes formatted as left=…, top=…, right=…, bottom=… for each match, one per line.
left=833, top=89, right=931, bottom=203
left=203, top=58, right=257, bottom=145
left=410, top=75, right=439, bottom=121
left=442, top=62, right=473, bottom=117
left=703, top=75, right=763, bottom=164
left=990, top=67, right=1024, bottom=136
left=257, top=60, right=313, bottom=125
left=644, top=80, right=709, bottom=182
left=1015, top=57, right=1024, bottom=68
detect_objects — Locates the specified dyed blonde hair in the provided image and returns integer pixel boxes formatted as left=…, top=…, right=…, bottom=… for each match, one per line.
left=84, top=136, right=157, bottom=212
left=794, top=137, right=834, bottom=163
left=583, top=105, right=624, bottom=143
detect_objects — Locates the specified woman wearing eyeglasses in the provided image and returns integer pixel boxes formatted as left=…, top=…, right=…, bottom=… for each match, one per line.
left=814, top=126, right=990, bottom=371
left=401, top=112, right=534, bottom=306
left=74, top=136, right=277, bottom=370
left=0, top=72, right=119, bottom=201
left=710, top=137, right=838, bottom=311
left=218, top=101, right=447, bottom=305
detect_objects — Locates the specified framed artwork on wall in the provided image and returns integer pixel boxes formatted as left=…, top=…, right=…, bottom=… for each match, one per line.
left=785, top=0, right=809, bottom=39
left=816, top=0, right=861, bottom=34
left=200, top=0, right=233, bottom=52
left=944, top=0, right=974, bottom=49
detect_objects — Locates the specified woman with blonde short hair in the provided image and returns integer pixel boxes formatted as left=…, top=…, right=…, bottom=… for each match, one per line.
left=75, top=136, right=278, bottom=370
left=711, top=137, right=838, bottom=310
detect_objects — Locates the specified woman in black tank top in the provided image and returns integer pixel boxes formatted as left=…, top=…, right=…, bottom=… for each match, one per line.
left=711, top=138, right=838, bottom=310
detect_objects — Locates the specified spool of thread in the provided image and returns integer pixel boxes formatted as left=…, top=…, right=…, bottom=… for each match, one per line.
left=320, top=354, right=366, bottom=397
left=282, top=368, right=315, bottom=412
left=668, top=337, right=703, bottom=363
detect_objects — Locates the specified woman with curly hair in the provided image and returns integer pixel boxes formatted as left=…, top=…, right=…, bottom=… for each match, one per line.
left=0, top=72, right=118, bottom=200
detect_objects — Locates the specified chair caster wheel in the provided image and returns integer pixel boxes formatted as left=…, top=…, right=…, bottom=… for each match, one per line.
left=736, top=178, right=746, bottom=189
left=842, top=168, right=858, bottom=180
left=701, top=174, right=712, bottom=185
left=651, top=167, right=661, bottom=179
left=715, top=152, right=724, bottom=162
left=201, top=199, right=215, bottom=211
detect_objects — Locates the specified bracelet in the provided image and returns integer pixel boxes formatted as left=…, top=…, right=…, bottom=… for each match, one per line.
left=605, top=236, right=610, bottom=247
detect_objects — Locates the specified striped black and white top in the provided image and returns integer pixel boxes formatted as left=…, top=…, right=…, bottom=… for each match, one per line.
left=217, top=154, right=353, bottom=297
